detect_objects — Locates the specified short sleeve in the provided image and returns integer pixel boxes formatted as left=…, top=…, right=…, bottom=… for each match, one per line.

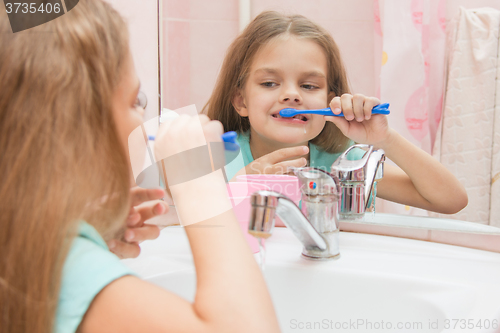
left=54, top=223, right=136, bottom=333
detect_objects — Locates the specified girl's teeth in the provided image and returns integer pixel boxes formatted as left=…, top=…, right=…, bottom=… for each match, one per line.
left=272, top=114, right=306, bottom=121
left=292, top=115, right=307, bottom=121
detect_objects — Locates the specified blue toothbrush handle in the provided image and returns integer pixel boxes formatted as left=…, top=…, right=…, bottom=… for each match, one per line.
left=316, top=103, right=390, bottom=116
left=298, top=108, right=337, bottom=116
left=280, top=103, right=390, bottom=117
left=333, top=105, right=390, bottom=117
left=373, top=103, right=390, bottom=111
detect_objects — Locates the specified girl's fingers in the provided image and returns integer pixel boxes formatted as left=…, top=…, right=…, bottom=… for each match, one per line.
left=264, top=146, right=309, bottom=164
left=329, top=96, right=342, bottom=115
left=202, top=119, right=224, bottom=142
left=272, top=157, right=308, bottom=174
left=352, top=94, right=365, bottom=122
left=129, top=200, right=169, bottom=227
left=130, top=187, right=165, bottom=207
left=156, top=114, right=191, bottom=148
left=126, top=211, right=141, bottom=226
left=155, top=114, right=192, bottom=160
left=124, top=224, right=160, bottom=243
left=107, top=239, right=141, bottom=259
left=169, top=114, right=192, bottom=138
left=198, top=114, right=210, bottom=124
left=363, top=97, right=382, bottom=120
left=128, top=206, right=137, bottom=216
left=245, top=149, right=308, bottom=175
left=340, top=94, right=354, bottom=121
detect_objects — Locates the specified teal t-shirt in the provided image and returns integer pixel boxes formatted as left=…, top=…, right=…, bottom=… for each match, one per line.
left=224, top=131, right=365, bottom=181
left=55, top=222, right=136, bottom=333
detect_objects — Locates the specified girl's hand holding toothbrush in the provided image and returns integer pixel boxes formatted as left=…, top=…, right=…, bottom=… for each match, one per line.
left=154, top=114, right=223, bottom=160
left=153, top=114, right=229, bottom=215
left=325, top=93, right=392, bottom=149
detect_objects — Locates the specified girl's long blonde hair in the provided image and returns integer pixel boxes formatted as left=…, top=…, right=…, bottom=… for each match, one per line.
left=204, top=11, right=351, bottom=153
left=0, top=1, right=131, bottom=332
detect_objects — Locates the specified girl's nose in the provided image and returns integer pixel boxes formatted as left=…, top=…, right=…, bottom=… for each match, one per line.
left=280, top=85, right=302, bottom=104
left=283, top=96, right=301, bottom=103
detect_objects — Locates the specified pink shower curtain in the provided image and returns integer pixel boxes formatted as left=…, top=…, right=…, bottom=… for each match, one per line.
left=374, top=0, right=447, bottom=216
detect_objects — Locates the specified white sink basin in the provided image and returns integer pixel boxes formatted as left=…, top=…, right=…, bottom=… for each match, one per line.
left=124, top=226, right=500, bottom=333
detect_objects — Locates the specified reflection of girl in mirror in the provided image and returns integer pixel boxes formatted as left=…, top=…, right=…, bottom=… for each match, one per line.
left=205, top=11, right=467, bottom=214
left=0, top=1, right=279, bottom=333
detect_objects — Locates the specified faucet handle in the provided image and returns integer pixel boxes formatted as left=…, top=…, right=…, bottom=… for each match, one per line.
left=291, top=167, right=340, bottom=197
left=331, top=144, right=373, bottom=182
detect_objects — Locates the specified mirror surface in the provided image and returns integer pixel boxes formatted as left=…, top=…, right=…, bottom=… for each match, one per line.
left=158, top=0, right=500, bottom=239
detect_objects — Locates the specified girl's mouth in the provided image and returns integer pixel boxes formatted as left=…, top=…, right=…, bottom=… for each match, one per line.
left=271, top=113, right=309, bottom=123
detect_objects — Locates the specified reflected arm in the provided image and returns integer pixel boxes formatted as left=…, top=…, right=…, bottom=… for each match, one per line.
left=376, top=130, right=468, bottom=214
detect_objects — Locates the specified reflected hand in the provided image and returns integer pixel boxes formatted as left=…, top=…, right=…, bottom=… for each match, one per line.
left=240, top=146, right=309, bottom=177
left=326, top=93, right=390, bottom=146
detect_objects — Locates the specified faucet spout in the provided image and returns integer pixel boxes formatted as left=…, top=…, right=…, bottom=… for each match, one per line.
left=276, top=197, right=327, bottom=252
left=248, top=191, right=327, bottom=252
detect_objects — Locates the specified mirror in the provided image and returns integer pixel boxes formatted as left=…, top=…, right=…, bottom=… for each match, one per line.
left=158, top=0, right=500, bottom=248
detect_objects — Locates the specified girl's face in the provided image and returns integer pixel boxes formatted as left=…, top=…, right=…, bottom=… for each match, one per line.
left=234, top=36, right=329, bottom=146
left=112, top=54, right=146, bottom=179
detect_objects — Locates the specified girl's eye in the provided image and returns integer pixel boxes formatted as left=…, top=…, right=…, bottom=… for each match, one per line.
left=261, top=81, right=277, bottom=88
left=302, top=84, right=318, bottom=90
left=134, top=91, right=148, bottom=109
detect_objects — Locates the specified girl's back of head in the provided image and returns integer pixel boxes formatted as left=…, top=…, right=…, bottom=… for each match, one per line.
left=0, top=1, right=131, bottom=332
left=205, top=11, right=351, bottom=153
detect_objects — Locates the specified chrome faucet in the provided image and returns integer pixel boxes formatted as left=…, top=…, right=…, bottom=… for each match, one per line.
left=248, top=168, right=341, bottom=260
left=331, top=144, right=385, bottom=220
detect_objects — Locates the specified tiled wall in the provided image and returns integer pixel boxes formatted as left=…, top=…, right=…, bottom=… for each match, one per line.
left=162, top=0, right=239, bottom=112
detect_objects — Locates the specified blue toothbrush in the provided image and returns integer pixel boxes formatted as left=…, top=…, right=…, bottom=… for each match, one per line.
left=279, top=103, right=390, bottom=118
left=148, top=131, right=239, bottom=151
